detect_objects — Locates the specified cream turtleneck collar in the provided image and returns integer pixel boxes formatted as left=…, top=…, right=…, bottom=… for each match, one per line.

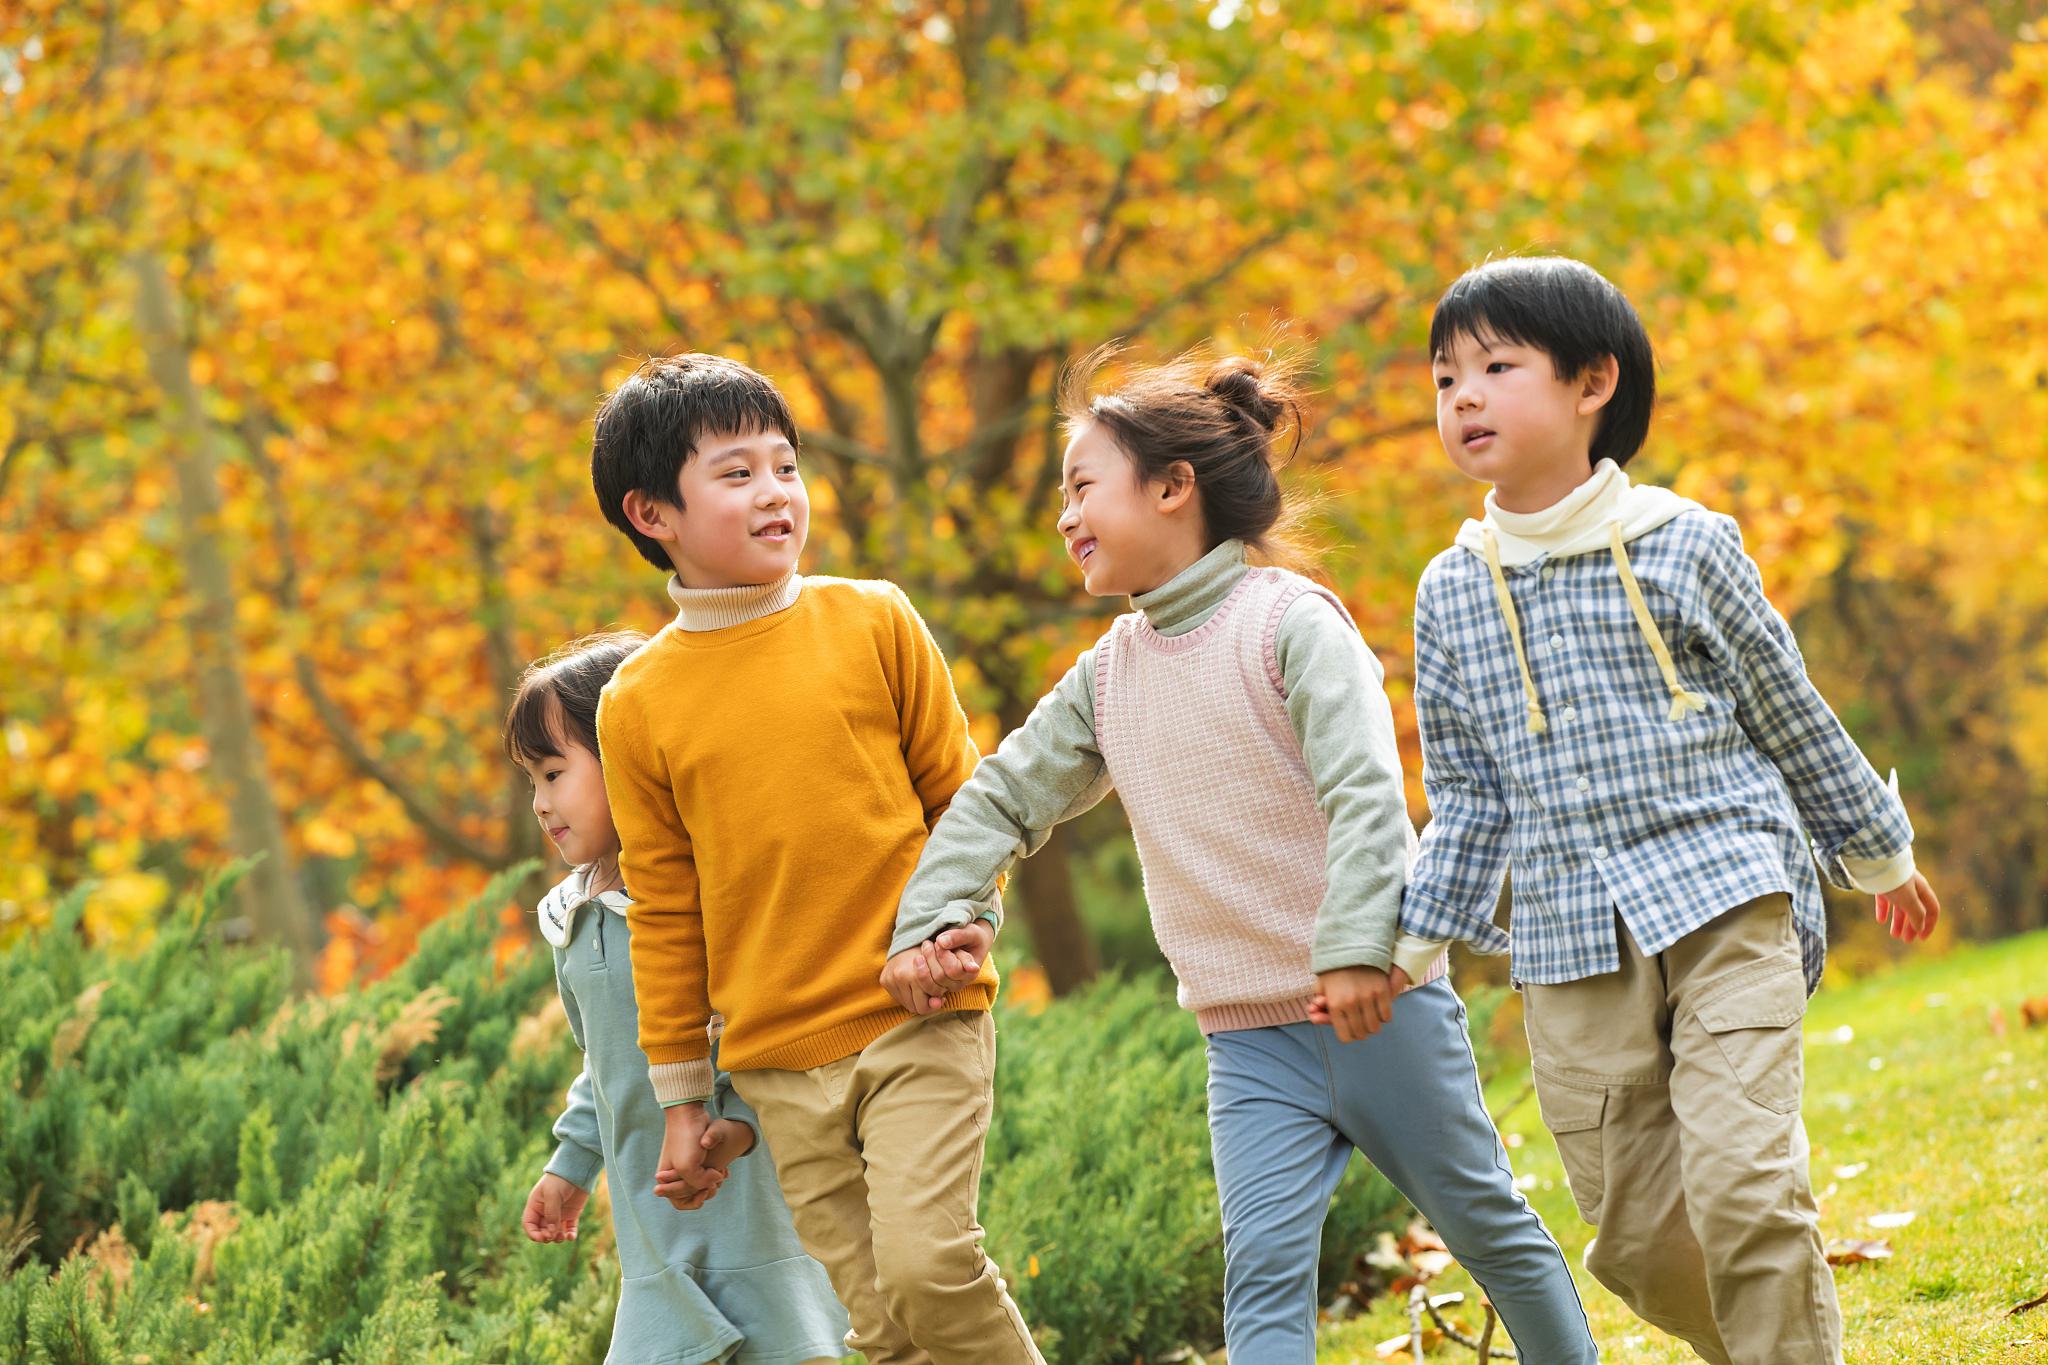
left=665, top=571, right=803, bottom=632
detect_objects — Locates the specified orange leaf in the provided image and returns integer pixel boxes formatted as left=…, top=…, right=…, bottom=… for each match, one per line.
left=1825, top=1238, right=1892, bottom=1265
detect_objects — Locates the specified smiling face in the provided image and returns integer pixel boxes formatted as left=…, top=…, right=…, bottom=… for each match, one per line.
left=1432, top=330, right=1619, bottom=513
left=629, top=427, right=809, bottom=589
left=519, top=708, right=619, bottom=871
left=1054, top=421, right=1206, bottom=598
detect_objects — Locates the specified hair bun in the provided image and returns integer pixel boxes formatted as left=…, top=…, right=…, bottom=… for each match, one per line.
left=1205, top=360, right=1284, bottom=433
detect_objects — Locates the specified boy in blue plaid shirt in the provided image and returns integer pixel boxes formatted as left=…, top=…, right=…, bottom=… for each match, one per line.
left=1394, top=257, right=1941, bottom=1365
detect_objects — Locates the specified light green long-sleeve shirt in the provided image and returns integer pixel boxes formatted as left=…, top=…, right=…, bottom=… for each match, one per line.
left=894, top=540, right=1442, bottom=980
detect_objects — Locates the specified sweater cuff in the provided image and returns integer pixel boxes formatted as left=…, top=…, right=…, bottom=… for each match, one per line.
left=1391, top=932, right=1450, bottom=985
left=545, top=1141, right=603, bottom=1192
left=1838, top=847, right=1916, bottom=896
left=889, top=899, right=981, bottom=958
left=650, top=1058, right=717, bottom=1107
left=1309, top=940, right=1393, bottom=975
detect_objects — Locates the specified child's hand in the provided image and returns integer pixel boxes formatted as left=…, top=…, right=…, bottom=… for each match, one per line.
left=882, top=946, right=947, bottom=1016
left=926, top=920, right=993, bottom=992
left=1308, top=965, right=1411, bottom=1043
left=1876, top=872, right=1941, bottom=944
left=521, top=1171, right=590, bottom=1244
left=653, top=1103, right=728, bottom=1212
left=700, top=1117, right=757, bottom=1172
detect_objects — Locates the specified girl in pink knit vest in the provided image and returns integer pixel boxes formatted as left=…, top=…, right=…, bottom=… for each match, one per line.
left=883, top=344, right=1596, bottom=1363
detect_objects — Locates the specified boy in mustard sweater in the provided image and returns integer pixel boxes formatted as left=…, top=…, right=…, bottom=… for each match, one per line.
left=590, top=354, right=1042, bottom=1365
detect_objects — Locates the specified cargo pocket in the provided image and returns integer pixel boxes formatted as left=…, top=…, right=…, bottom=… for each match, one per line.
left=1533, top=1067, right=1608, bottom=1223
left=1693, top=964, right=1806, bottom=1115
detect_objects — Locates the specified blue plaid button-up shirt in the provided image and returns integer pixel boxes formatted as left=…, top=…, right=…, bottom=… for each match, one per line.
left=1404, top=508, right=1911, bottom=991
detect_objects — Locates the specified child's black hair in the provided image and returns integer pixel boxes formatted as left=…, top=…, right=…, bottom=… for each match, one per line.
left=503, top=631, right=648, bottom=767
left=1429, top=257, right=1656, bottom=469
left=591, top=353, right=802, bottom=572
left=1059, top=339, right=1318, bottom=572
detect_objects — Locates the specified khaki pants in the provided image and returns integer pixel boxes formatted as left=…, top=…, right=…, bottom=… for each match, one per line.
left=731, top=1011, right=1043, bottom=1365
left=1523, top=895, right=1840, bottom=1365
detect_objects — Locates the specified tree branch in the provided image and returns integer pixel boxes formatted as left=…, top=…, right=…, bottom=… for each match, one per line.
left=239, top=412, right=510, bottom=869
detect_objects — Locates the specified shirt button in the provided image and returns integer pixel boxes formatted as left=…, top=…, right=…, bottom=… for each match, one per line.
left=1540, top=566, right=1556, bottom=581
left=1576, top=776, right=1592, bottom=793
left=1548, top=633, right=1565, bottom=651
left=1559, top=705, right=1578, bottom=723
left=1593, top=846, right=1610, bottom=861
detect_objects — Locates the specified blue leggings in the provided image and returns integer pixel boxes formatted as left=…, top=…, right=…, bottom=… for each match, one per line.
left=1205, top=978, right=1598, bottom=1363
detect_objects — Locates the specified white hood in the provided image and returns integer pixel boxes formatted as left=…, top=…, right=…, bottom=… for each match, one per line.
left=1454, top=458, right=1700, bottom=567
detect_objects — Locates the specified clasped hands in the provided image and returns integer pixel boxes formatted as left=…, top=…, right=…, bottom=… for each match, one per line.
left=880, top=919, right=993, bottom=1015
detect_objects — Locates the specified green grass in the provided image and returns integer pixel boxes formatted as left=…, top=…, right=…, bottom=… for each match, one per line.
left=1313, top=930, right=2048, bottom=1363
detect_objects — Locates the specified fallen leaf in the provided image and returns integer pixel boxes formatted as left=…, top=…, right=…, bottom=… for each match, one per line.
left=1865, top=1210, right=1917, bottom=1229
left=2021, top=996, right=2048, bottom=1028
left=1363, top=1231, right=1407, bottom=1274
left=1412, top=1249, right=1455, bottom=1279
left=1374, top=1327, right=1443, bottom=1359
left=1990, top=1005, right=2008, bottom=1038
left=1825, top=1238, right=1892, bottom=1266
left=1401, top=1220, right=1449, bottom=1255
left=2010, top=1288, right=2048, bottom=1317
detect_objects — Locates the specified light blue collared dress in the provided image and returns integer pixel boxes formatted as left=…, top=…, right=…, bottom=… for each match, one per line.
left=539, top=868, right=849, bottom=1364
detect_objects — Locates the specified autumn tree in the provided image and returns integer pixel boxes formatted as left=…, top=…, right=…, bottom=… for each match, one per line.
left=3, top=0, right=2042, bottom=978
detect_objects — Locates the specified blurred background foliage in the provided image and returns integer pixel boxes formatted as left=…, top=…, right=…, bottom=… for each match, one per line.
left=3, top=0, right=2044, bottom=992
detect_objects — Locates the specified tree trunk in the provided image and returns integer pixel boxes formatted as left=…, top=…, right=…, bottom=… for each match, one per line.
left=995, top=690, right=1098, bottom=995
left=132, top=246, right=319, bottom=980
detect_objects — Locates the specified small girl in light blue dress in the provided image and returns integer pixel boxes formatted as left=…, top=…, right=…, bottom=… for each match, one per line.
left=509, top=631, right=847, bottom=1365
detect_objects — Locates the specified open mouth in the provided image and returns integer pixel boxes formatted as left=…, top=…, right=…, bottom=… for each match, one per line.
left=753, top=519, right=793, bottom=540
left=1461, top=425, right=1496, bottom=448
left=1071, top=537, right=1097, bottom=567
left=548, top=826, right=570, bottom=842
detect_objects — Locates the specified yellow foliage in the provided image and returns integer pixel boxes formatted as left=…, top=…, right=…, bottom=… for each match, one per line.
left=1, top=0, right=2042, bottom=958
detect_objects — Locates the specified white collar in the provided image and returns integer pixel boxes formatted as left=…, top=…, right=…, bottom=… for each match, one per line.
left=536, top=865, right=633, bottom=948
left=1454, top=459, right=1698, bottom=567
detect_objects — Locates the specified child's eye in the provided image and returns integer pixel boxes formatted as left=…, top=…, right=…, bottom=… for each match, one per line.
left=779, top=463, right=797, bottom=475
left=545, top=770, right=561, bottom=782
left=1434, top=375, right=1453, bottom=389
left=1487, top=361, right=1512, bottom=373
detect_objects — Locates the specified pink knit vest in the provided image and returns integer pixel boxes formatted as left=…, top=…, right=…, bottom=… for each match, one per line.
left=1096, top=567, right=1440, bottom=1034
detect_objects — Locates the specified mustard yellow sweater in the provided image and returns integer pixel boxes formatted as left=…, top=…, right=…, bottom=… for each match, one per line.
left=598, top=575, right=995, bottom=1105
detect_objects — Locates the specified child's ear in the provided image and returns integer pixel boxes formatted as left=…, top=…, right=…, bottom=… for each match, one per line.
left=622, top=490, right=681, bottom=543
left=1577, top=355, right=1621, bottom=416
left=1156, top=460, right=1198, bottom=514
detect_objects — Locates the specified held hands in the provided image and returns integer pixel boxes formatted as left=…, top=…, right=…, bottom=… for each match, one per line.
left=881, top=920, right=993, bottom=1016
left=1876, top=872, right=1941, bottom=944
left=654, top=1111, right=758, bottom=1211
left=521, top=1171, right=590, bottom=1244
left=1307, top=964, right=1412, bottom=1044
left=651, top=1103, right=728, bottom=1212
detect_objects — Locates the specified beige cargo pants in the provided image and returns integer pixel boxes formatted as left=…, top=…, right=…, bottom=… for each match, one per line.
left=732, top=1010, right=1043, bottom=1365
left=1523, top=894, right=1841, bottom=1365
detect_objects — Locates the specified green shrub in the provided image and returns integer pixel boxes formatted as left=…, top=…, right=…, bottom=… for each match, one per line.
left=2, top=868, right=1496, bottom=1363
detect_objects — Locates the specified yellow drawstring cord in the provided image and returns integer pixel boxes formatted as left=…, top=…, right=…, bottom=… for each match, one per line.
left=1482, top=528, right=1548, bottom=735
left=1609, top=521, right=1709, bottom=721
